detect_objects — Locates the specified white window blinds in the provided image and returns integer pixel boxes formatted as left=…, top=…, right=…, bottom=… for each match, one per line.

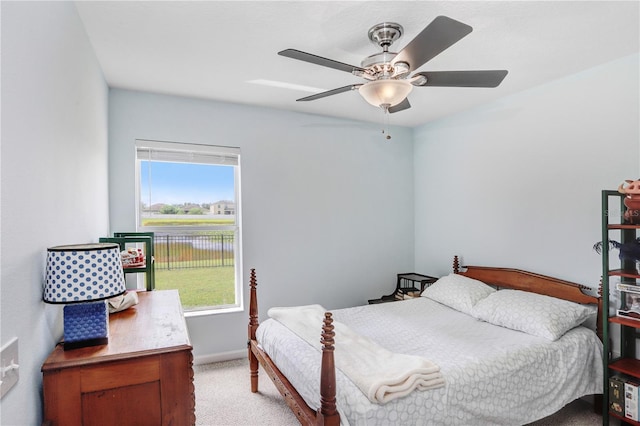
left=135, top=140, right=239, bottom=166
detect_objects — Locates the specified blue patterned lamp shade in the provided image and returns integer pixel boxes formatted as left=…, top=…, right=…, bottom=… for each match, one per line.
left=44, top=243, right=126, bottom=350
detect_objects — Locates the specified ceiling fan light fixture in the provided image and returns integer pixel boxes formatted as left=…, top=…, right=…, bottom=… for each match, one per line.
left=358, top=79, right=413, bottom=108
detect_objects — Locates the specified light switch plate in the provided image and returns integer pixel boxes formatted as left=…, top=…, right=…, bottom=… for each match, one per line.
left=0, top=337, right=19, bottom=399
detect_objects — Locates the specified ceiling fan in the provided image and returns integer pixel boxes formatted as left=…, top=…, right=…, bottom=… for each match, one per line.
left=278, top=16, right=508, bottom=115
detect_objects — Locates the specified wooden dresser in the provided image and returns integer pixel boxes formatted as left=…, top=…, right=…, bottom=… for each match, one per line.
left=41, top=290, right=195, bottom=426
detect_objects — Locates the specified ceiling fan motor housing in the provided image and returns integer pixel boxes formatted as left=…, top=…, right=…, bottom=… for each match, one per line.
left=361, top=52, right=410, bottom=80
left=363, top=23, right=410, bottom=80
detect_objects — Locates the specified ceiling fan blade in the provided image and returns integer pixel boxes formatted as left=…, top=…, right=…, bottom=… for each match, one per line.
left=389, top=98, right=411, bottom=113
left=413, top=70, right=508, bottom=87
left=392, top=16, right=473, bottom=72
left=279, top=49, right=366, bottom=75
left=296, top=84, right=361, bottom=102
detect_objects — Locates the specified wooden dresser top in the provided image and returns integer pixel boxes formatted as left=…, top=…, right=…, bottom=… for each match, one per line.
left=42, top=290, right=191, bottom=371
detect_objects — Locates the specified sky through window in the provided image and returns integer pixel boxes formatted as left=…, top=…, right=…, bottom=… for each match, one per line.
left=140, top=161, right=235, bottom=205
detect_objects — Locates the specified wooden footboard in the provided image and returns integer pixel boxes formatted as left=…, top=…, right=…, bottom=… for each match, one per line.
left=247, top=269, right=339, bottom=426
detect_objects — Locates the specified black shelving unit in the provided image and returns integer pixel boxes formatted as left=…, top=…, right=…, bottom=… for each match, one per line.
left=601, top=190, right=640, bottom=426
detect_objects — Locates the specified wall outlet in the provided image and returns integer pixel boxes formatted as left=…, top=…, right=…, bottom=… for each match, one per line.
left=0, top=337, right=19, bottom=399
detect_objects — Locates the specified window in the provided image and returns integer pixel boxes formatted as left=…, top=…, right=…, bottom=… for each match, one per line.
left=135, top=139, right=241, bottom=314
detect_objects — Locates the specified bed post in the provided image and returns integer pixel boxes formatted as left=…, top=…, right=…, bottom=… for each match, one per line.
left=317, top=312, right=339, bottom=426
left=594, top=278, right=604, bottom=415
left=248, top=269, right=259, bottom=393
left=453, top=255, right=460, bottom=274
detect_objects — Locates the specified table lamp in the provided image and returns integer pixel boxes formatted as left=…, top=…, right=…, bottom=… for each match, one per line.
left=44, top=243, right=126, bottom=350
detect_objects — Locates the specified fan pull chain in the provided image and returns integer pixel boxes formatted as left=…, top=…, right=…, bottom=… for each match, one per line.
left=381, top=105, right=391, bottom=140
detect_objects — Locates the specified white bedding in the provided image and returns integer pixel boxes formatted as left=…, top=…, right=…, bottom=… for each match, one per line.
left=256, top=297, right=603, bottom=426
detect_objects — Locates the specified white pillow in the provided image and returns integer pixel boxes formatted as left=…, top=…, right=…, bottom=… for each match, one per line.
left=421, top=273, right=496, bottom=315
left=472, top=289, right=596, bottom=341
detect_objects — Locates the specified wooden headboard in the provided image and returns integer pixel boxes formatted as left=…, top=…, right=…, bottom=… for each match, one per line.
left=452, top=256, right=602, bottom=339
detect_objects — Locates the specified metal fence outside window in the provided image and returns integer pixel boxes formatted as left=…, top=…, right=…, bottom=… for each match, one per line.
left=154, top=233, right=235, bottom=270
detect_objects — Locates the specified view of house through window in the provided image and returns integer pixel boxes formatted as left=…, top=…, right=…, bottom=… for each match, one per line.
left=135, top=140, right=241, bottom=312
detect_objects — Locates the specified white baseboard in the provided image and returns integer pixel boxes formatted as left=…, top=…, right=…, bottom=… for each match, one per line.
left=193, top=349, right=246, bottom=365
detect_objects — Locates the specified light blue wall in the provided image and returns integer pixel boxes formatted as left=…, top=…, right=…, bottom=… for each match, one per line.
left=108, top=89, right=416, bottom=359
left=0, top=2, right=109, bottom=425
left=413, top=54, right=640, bottom=288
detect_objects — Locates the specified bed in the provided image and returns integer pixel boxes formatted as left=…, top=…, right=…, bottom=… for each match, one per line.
left=247, top=257, right=604, bottom=425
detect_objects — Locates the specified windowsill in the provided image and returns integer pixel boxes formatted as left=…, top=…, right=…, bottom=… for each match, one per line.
left=184, top=305, right=244, bottom=318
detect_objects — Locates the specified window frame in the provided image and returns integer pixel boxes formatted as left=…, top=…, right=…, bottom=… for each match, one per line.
left=134, top=139, right=243, bottom=316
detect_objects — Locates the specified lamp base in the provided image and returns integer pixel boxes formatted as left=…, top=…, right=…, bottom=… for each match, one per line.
left=63, top=337, right=108, bottom=350
left=63, top=301, right=109, bottom=351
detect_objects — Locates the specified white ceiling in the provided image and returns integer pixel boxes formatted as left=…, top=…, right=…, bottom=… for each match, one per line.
left=75, top=1, right=639, bottom=128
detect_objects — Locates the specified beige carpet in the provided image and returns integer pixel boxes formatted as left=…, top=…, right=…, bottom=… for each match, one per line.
left=194, top=358, right=603, bottom=426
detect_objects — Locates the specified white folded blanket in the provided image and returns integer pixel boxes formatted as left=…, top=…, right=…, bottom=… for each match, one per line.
left=267, top=304, right=445, bottom=404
